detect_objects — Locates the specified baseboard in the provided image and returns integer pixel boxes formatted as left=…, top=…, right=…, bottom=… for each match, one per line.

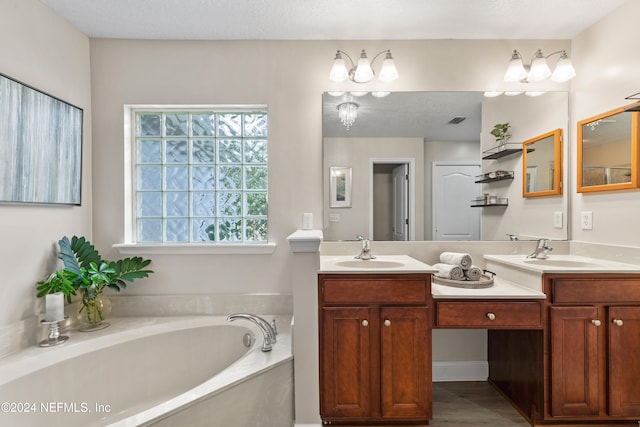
left=432, top=360, right=488, bottom=382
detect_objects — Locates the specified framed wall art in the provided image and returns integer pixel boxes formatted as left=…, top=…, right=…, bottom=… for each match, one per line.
left=329, top=166, right=351, bottom=208
left=0, top=73, right=83, bottom=205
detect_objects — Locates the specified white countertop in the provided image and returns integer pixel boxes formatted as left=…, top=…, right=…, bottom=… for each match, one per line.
left=432, top=276, right=546, bottom=299
left=484, top=254, right=640, bottom=274
left=319, top=255, right=437, bottom=274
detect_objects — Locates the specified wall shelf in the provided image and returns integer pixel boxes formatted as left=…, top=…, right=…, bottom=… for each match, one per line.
left=475, top=171, right=514, bottom=183
left=482, top=142, right=531, bottom=160
left=470, top=198, right=509, bottom=207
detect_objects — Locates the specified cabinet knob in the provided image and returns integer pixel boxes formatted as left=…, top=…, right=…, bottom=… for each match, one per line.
left=486, top=312, right=496, bottom=320
left=592, top=319, right=601, bottom=327
left=613, top=319, right=624, bottom=327
left=384, top=319, right=391, bottom=327
left=362, top=319, right=369, bottom=327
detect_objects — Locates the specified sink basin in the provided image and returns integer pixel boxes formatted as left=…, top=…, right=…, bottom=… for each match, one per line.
left=484, top=254, right=640, bottom=273
left=523, top=259, right=604, bottom=268
left=320, top=255, right=437, bottom=273
left=336, top=260, right=405, bottom=269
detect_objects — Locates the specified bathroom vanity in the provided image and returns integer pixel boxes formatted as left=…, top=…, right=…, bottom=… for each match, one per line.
left=484, top=255, right=640, bottom=426
left=318, top=253, right=640, bottom=427
left=318, top=256, right=435, bottom=426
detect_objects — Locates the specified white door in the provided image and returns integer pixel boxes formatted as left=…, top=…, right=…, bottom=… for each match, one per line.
left=433, top=162, right=481, bottom=240
left=392, top=164, right=409, bottom=241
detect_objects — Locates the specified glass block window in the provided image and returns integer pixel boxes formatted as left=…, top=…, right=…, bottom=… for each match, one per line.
left=134, top=109, right=268, bottom=243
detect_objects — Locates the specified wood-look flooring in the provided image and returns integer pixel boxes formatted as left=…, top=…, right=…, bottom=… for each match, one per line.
left=431, top=381, right=530, bottom=426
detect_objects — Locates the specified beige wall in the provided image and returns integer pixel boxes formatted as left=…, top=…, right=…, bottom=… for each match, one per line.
left=88, top=38, right=573, bottom=299
left=0, top=0, right=92, bottom=327
left=323, top=137, right=424, bottom=240
left=571, top=0, right=640, bottom=245
left=481, top=92, right=569, bottom=240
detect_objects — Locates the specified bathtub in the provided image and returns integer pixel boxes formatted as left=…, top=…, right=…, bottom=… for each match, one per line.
left=0, top=316, right=293, bottom=427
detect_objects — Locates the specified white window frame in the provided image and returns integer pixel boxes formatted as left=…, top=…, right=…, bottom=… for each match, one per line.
left=116, top=104, right=275, bottom=255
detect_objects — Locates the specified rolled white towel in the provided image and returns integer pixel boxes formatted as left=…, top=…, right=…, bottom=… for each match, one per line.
left=433, top=263, right=465, bottom=281
left=464, top=266, right=483, bottom=281
left=439, top=252, right=473, bottom=270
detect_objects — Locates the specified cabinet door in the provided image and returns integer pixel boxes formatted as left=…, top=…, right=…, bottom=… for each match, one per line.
left=380, top=306, right=431, bottom=419
left=320, top=306, right=372, bottom=420
left=550, top=306, right=600, bottom=417
left=609, top=306, right=640, bottom=416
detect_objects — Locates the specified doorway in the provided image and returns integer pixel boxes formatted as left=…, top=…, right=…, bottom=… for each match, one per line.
left=370, top=158, right=415, bottom=240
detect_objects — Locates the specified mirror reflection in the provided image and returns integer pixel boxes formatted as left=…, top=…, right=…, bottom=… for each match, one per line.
left=323, top=91, right=569, bottom=242
left=578, top=106, right=639, bottom=193
left=523, top=129, right=563, bottom=197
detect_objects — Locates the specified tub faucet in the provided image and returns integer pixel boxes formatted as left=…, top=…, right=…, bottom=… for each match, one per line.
left=355, top=238, right=376, bottom=260
left=527, top=238, right=553, bottom=259
left=226, top=313, right=277, bottom=352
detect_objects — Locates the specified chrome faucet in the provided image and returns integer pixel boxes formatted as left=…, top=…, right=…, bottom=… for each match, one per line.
left=355, top=238, right=376, bottom=260
left=527, top=238, right=553, bottom=259
left=226, top=313, right=277, bottom=352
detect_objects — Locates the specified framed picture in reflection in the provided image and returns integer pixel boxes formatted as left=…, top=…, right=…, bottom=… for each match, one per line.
left=329, top=166, right=351, bottom=208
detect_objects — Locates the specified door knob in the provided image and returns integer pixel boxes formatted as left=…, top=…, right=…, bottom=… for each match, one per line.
left=591, top=319, right=601, bottom=326
left=613, top=319, right=624, bottom=327
left=486, top=312, right=496, bottom=320
left=384, top=319, right=391, bottom=327
left=362, top=319, right=369, bottom=327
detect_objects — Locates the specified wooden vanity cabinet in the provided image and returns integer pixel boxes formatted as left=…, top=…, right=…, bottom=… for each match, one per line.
left=546, top=274, right=640, bottom=421
left=487, top=273, right=640, bottom=426
left=318, top=273, right=432, bottom=426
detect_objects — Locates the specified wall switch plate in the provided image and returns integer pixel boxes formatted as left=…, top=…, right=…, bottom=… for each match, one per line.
left=554, top=211, right=563, bottom=228
left=581, top=211, right=593, bottom=230
left=328, top=213, right=341, bottom=223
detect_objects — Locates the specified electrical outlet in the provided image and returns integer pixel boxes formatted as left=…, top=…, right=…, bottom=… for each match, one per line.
left=554, top=211, right=563, bottom=229
left=581, top=211, right=593, bottom=230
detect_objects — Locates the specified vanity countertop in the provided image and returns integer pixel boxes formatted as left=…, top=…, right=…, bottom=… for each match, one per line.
left=484, top=254, right=640, bottom=274
left=432, top=276, right=546, bottom=299
left=319, top=255, right=437, bottom=274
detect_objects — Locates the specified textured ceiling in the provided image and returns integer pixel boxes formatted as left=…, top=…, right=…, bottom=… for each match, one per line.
left=36, top=0, right=623, bottom=140
left=37, top=0, right=624, bottom=40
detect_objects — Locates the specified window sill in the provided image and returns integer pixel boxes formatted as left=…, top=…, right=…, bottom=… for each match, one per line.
left=113, top=243, right=276, bottom=255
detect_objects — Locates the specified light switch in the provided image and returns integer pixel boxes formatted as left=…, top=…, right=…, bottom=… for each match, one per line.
left=329, top=213, right=341, bottom=223
left=554, top=211, right=563, bottom=229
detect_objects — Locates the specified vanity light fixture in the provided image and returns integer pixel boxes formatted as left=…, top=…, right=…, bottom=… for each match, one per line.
left=504, top=49, right=576, bottom=83
left=329, top=49, right=399, bottom=84
left=484, top=90, right=547, bottom=98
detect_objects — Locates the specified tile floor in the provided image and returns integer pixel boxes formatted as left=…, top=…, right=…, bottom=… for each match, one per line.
left=431, top=381, right=530, bottom=426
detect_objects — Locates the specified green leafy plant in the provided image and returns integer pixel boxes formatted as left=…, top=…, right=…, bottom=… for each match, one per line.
left=36, top=236, right=153, bottom=303
left=490, top=123, right=512, bottom=142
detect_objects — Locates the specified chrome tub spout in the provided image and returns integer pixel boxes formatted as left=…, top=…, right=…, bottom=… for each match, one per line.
left=226, top=313, right=277, bottom=352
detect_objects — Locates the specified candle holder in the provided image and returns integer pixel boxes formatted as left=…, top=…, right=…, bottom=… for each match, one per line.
left=39, top=317, right=69, bottom=347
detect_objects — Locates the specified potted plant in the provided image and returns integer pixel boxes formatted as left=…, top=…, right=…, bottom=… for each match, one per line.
left=490, top=122, right=512, bottom=146
left=36, top=236, right=153, bottom=330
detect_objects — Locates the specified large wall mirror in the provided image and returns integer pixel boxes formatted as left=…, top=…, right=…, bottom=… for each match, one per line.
left=522, top=129, right=563, bottom=198
left=322, top=91, right=569, bottom=242
left=577, top=104, right=640, bottom=193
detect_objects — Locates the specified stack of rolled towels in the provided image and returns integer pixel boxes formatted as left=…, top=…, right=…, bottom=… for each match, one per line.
left=433, top=252, right=483, bottom=281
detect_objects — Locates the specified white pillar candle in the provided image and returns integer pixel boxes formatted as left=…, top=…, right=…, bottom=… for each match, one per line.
left=45, top=292, right=65, bottom=322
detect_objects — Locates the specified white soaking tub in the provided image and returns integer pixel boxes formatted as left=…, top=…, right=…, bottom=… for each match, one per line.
left=0, top=316, right=293, bottom=427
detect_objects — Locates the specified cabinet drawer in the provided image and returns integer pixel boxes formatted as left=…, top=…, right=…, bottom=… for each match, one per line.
left=321, top=277, right=429, bottom=305
left=436, top=301, right=543, bottom=328
left=553, top=278, right=640, bottom=304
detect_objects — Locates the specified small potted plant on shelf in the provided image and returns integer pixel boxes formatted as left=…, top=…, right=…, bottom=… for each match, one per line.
left=490, top=122, right=512, bottom=146
left=36, top=236, right=153, bottom=330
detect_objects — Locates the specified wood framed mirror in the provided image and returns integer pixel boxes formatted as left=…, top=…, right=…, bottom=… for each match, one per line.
left=522, top=128, right=563, bottom=197
left=577, top=104, right=640, bottom=193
